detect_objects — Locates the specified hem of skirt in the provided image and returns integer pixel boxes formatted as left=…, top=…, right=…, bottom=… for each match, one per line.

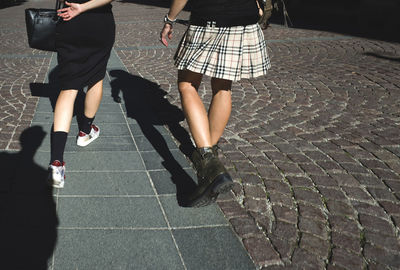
left=176, top=65, right=270, bottom=82
left=59, top=74, right=105, bottom=92
left=59, top=84, right=84, bottom=91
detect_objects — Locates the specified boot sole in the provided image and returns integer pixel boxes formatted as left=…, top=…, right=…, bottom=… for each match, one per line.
left=188, top=173, right=234, bottom=208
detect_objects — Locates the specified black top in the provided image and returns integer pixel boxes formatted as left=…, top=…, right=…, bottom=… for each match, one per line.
left=189, top=0, right=259, bottom=26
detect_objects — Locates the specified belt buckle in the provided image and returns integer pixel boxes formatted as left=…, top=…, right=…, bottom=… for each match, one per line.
left=206, top=21, right=217, bottom=27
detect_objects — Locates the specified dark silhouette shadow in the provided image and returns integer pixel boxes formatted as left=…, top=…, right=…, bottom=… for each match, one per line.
left=30, top=65, right=60, bottom=110
left=109, top=70, right=197, bottom=206
left=364, top=52, right=400, bottom=63
left=0, top=126, right=58, bottom=269
left=269, top=0, right=400, bottom=43
left=0, top=0, right=27, bottom=9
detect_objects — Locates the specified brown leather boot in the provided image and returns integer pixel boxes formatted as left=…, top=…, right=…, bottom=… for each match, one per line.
left=187, top=147, right=233, bottom=207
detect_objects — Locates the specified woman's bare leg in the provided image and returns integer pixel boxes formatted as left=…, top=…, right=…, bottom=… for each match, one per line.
left=178, top=70, right=212, bottom=148
left=84, top=80, right=103, bottom=118
left=208, top=78, right=232, bottom=146
left=53, top=89, right=79, bottom=132
left=50, top=89, right=78, bottom=166
left=178, top=72, right=234, bottom=206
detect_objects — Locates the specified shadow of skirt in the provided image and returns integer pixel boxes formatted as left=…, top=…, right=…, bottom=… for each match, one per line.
left=174, top=23, right=271, bottom=82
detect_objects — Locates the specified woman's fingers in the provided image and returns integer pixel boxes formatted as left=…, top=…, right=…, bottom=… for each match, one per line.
left=57, top=3, right=81, bottom=20
left=57, top=7, right=69, bottom=13
left=57, top=11, right=69, bottom=17
left=160, top=24, right=172, bottom=47
left=57, top=9, right=73, bottom=21
left=160, top=30, right=169, bottom=47
left=160, top=37, right=168, bottom=47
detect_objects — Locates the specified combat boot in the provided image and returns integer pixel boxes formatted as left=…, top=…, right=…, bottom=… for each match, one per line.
left=188, top=147, right=233, bottom=207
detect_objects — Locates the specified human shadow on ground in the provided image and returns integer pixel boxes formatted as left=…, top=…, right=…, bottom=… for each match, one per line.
left=29, top=65, right=60, bottom=110
left=109, top=70, right=197, bottom=206
left=0, top=126, right=58, bottom=269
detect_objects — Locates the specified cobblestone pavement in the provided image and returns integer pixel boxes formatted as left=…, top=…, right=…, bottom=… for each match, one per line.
left=1, top=0, right=400, bottom=269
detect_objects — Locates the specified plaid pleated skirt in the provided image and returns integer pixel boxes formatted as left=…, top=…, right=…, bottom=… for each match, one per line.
left=174, top=23, right=270, bottom=81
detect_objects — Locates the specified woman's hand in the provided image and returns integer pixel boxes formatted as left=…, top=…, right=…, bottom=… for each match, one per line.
left=160, top=23, right=173, bottom=47
left=57, top=1, right=83, bottom=21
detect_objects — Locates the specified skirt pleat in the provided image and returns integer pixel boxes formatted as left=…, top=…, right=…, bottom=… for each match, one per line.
left=174, top=24, right=270, bottom=81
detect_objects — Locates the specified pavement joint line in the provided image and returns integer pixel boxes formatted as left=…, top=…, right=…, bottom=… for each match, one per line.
left=58, top=224, right=230, bottom=231
left=110, top=48, right=189, bottom=270
left=37, top=149, right=187, bottom=154
left=29, top=168, right=192, bottom=172
left=58, top=227, right=169, bottom=230
left=37, top=151, right=143, bottom=154
left=57, top=224, right=230, bottom=231
left=55, top=194, right=176, bottom=198
left=171, top=224, right=231, bottom=230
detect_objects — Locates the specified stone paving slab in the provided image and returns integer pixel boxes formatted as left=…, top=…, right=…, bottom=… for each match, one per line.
left=59, top=171, right=154, bottom=195
left=57, top=196, right=168, bottom=228
left=53, top=229, right=185, bottom=269
left=173, top=227, right=257, bottom=270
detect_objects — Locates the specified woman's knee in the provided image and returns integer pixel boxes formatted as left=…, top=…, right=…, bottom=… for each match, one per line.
left=177, top=70, right=202, bottom=94
left=178, top=81, right=198, bottom=96
left=211, top=77, right=232, bottom=95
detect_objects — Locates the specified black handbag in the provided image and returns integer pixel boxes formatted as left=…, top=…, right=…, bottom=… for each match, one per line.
left=25, top=0, right=62, bottom=52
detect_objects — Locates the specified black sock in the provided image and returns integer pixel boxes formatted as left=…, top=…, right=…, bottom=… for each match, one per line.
left=50, top=131, right=68, bottom=163
left=78, top=114, right=95, bottom=134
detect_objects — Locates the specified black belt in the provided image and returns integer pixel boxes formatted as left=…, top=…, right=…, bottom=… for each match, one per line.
left=190, top=15, right=258, bottom=27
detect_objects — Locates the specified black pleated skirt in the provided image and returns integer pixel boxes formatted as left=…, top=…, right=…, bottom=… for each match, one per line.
left=55, top=7, right=115, bottom=91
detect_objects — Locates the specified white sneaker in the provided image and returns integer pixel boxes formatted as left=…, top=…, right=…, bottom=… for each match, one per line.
left=48, top=160, right=65, bottom=188
left=76, top=124, right=100, bottom=147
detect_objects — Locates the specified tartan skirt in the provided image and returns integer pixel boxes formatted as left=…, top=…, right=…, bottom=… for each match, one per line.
left=174, top=23, right=271, bottom=81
